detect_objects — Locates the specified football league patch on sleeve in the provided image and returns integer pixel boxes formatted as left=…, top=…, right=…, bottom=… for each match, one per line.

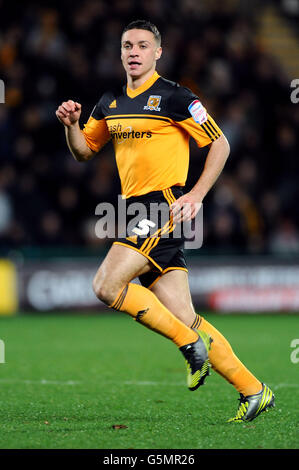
left=188, top=100, right=208, bottom=125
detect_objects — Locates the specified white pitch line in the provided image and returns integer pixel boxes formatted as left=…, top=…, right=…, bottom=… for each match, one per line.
left=0, top=378, right=185, bottom=386
left=123, top=380, right=186, bottom=386
left=0, top=378, right=80, bottom=385
left=0, top=378, right=297, bottom=389
left=272, top=383, right=299, bottom=390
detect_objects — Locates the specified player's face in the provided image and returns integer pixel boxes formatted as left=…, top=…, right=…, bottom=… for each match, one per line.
left=121, top=29, right=162, bottom=80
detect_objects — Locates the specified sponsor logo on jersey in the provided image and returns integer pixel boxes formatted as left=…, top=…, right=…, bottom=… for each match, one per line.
left=108, top=123, right=152, bottom=143
left=188, top=100, right=207, bottom=124
left=144, top=95, right=161, bottom=112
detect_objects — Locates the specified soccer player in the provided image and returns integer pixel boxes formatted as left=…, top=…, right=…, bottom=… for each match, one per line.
left=56, top=20, right=275, bottom=422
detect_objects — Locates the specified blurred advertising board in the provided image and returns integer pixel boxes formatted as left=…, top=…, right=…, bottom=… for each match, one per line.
left=187, top=260, right=299, bottom=312
left=0, top=259, right=18, bottom=315
left=13, top=256, right=299, bottom=313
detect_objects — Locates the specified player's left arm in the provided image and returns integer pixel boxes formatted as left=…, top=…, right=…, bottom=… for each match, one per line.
left=171, top=134, right=230, bottom=222
left=169, top=87, right=230, bottom=222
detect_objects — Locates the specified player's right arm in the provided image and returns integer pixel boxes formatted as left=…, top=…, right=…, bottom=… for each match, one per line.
left=56, top=100, right=95, bottom=162
left=56, top=99, right=111, bottom=162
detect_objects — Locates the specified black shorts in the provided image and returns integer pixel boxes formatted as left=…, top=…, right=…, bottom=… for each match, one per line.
left=113, top=186, right=188, bottom=288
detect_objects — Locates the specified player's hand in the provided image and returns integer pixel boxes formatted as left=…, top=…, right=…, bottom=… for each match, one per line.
left=170, top=193, right=202, bottom=223
left=55, top=100, right=82, bottom=127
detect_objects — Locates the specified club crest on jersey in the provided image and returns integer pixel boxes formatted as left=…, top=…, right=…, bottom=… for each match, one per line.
left=188, top=100, right=207, bottom=124
left=144, top=95, right=161, bottom=112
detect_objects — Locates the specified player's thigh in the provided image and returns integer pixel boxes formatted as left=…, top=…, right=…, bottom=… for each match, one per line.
left=93, top=243, right=152, bottom=299
left=150, top=269, right=196, bottom=326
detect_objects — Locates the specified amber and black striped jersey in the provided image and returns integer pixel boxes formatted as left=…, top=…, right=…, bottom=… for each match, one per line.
left=82, top=71, right=222, bottom=198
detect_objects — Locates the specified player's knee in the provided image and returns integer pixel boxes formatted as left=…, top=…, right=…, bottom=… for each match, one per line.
left=92, top=276, right=114, bottom=305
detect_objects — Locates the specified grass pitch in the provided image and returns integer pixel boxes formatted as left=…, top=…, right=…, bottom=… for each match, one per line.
left=0, top=312, right=298, bottom=449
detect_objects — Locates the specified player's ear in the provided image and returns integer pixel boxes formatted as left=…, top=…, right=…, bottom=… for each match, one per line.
left=155, top=47, right=162, bottom=61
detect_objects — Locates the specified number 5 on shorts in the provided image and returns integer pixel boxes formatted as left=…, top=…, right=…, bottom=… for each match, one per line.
left=132, top=219, right=156, bottom=236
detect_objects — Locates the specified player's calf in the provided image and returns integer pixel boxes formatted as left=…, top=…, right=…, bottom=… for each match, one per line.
left=96, top=280, right=213, bottom=392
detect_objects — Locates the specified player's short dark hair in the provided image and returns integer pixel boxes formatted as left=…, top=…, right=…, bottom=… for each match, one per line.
left=122, top=20, right=161, bottom=46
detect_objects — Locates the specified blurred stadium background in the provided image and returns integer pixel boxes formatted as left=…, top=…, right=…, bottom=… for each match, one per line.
left=1, top=0, right=299, bottom=316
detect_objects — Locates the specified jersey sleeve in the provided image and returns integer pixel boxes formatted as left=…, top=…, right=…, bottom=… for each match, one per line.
left=82, top=96, right=111, bottom=152
left=169, top=86, right=223, bottom=148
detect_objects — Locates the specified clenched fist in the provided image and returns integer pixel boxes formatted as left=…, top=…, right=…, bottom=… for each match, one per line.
left=56, top=100, right=82, bottom=127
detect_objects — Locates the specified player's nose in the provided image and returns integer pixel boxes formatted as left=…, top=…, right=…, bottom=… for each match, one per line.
left=129, top=45, right=140, bottom=56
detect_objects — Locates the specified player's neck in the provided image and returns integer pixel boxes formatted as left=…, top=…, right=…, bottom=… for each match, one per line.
left=127, top=68, right=157, bottom=91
